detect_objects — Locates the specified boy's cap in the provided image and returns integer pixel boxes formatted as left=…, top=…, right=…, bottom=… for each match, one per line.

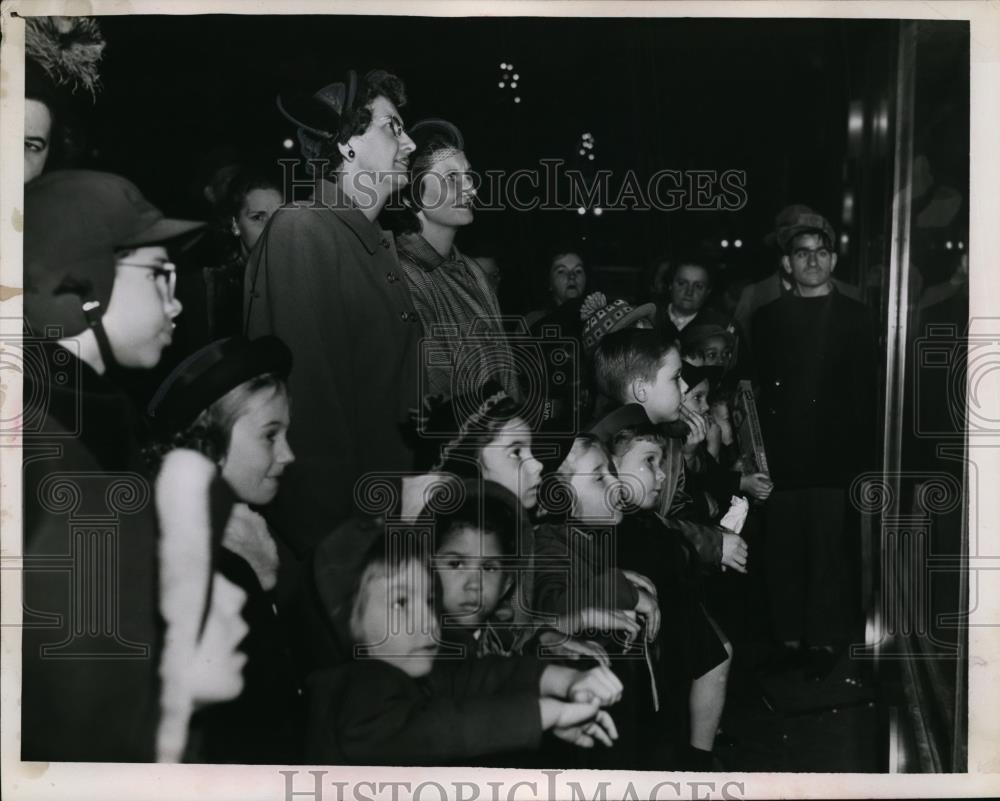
left=147, top=335, right=292, bottom=435
left=775, top=207, right=835, bottom=253
left=763, top=203, right=814, bottom=247
left=587, top=402, right=653, bottom=445
left=24, top=169, right=204, bottom=337
left=581, top=297, right=657, bottom=354
left=681, top=322, right=736, bottom=353
left=313, top=515, right=388, bottom=649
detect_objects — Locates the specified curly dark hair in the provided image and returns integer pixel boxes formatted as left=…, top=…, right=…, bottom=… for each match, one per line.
left=309, top=69, right=408, bottom=176
left=434, top=395, right=527, bottom=478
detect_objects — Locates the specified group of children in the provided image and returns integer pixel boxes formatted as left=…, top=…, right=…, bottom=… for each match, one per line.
left=21, top=166, right=767, bottom=770
left=295, top=316, right=767, bottom=770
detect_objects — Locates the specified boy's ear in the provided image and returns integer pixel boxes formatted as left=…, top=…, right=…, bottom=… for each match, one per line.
left=629, top=378, right=647, bottom=404
left=830, top=252, right=838, bottom=273
left=781, top=254, right=793, bottom=275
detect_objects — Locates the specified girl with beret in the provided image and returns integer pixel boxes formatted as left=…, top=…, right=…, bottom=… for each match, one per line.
left=147, top=335, right=304, bottom=763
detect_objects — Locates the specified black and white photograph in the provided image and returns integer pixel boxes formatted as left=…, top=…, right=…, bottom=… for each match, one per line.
left=2, top=1, right=998, bottom=799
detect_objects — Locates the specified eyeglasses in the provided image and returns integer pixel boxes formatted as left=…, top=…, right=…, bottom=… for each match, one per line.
left=792, top=247, right=832, bottom=262
left=118, top=260, right=177, bottom=302
left=384, top=115, right=406, bottom=138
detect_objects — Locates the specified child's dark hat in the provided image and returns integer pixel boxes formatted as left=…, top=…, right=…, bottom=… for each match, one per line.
left=587, top=402, right=653, bottom=445
left=147, top=335, right=292, bottom=435
left=313, top=515, right=397, bottom=650
left=681, top=322, right=736, bottom=354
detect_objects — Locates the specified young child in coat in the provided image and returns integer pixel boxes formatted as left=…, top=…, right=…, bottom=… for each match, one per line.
left=531, top=434, right=663, bottom=769
left=592, top=329, right=749, bottom=574
left=412, top=383, right=612, bottom=665
left=305, top=517, right=621, bottom=765
left=608, top=418, right=733, bottom=770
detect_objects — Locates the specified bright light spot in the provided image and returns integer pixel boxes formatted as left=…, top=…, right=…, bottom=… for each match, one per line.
left=511, top=82, right=518, bottom=88
left=513, top=73, right=519, bottom=80
left=587, top=154, right=594, bottom=161
left=593, top=207, right=603, bottom=216
left=945, top=241, right=953, bottom=250
left=282, top=138, right=294, bottom=150
left=734, top=239, right=743, bottom=248
left=499, top=82, right=505, bottom=88
left=721, top=239, right=729, bottom=248
left=958, top=241, right=964, bottom=250
left=514, top=96, right=521, bottom=103
left=579, top=149, right=586, bottom=156
left=577, top=207, right=586, bottom=216
left=501, top=62, right=508, bottom=69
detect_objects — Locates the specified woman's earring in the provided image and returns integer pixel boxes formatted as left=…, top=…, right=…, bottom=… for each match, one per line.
left=230, top=219, right=240, bottom=237
left=347, top=148, right=356, bottom=159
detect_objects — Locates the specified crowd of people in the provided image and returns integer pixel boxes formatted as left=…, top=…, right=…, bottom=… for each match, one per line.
left=22, top=61, right=881, bottom=768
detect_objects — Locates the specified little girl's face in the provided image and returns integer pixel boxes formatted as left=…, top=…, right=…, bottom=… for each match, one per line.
left=435, top=527, right=510, bottom=627
left=566, top=442, right=624, bottom=524
left=681, top=378, right=711, bottom=417
left=353, top=558, right=439, bottom=678
left=479, top=417, right=544, bottom=509
left=614, top=439, right=666, bottom=511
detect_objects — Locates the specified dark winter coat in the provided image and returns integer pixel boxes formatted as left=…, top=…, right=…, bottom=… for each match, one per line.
left=244, top=179, right=422, bottom=555
left=750, top=289, right=878, bottom=488
left=21, top=343, right=161, bottom=762
left=532, top=522, right=639, bottom=621
left=305, top=655, right=544, bottom=765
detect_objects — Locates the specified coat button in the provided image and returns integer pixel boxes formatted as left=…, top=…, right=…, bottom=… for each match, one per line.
left=386, top=272, right=398, bottom=282
left=381, top=239, right=391, bottom=249
left=400, top=311, right=408, bottom=321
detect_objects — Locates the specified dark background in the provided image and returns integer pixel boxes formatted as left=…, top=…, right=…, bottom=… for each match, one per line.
left=65, top=15, right=967, bottom=311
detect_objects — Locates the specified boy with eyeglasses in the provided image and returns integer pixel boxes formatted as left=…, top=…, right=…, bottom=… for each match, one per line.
left=749, top=209, right=878, bottom=679
left=21, top=169, right=203, bottom=760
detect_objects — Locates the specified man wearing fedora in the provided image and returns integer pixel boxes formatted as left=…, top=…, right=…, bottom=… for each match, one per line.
left=244, top=69, right=420, bottom=556
left=749, top=208, right=877, bottom=678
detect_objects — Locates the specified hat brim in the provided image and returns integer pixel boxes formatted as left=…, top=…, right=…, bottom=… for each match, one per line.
left=587, top=403, right=653, bottom=443
left=122, top=218, right=205, bottom=248
left=148, top=336, right=293, bottom=434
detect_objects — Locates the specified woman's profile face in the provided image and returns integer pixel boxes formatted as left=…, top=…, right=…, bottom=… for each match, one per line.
left=220, top=387, right=294, bottom=505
